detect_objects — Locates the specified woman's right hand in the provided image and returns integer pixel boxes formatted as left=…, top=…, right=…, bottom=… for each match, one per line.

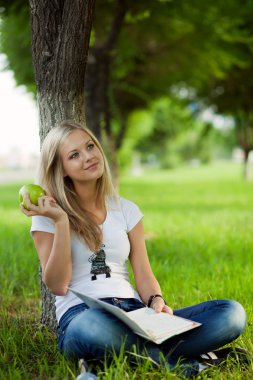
left=20, top=192, right=68, bottom=223
left=20, top=192, right=71, bottom=296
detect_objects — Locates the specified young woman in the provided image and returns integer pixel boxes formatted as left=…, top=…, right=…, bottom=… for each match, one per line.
left=21, top=121, right=248, bottom=377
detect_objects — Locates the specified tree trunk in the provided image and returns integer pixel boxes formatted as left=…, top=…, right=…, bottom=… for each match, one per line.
left=235, top=117, right=253, bottom=181
left=29, top=0, right=95, bottom=332
left=243, top=148, right=251, bottom=181
left=85, top=46, right=110, bottom=141
left=29, top=0, right=95, bottom=135
left=85, top=0, right=127, bottom=186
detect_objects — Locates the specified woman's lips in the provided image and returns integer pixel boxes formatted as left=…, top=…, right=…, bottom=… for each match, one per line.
left=85, top=163, right=98, bottom=170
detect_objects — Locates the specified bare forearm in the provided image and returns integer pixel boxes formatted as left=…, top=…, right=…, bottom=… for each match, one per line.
left=136, top=274, right=163, bottom=305
left=136, top=274, right=173, bottom=314
left=44, top=217, right=72, bottom=295
left=129, top=221, right=172, bottom=313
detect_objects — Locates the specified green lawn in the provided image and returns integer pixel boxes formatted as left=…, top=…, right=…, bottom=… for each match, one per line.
left=1, top=161, right=253, bottom=379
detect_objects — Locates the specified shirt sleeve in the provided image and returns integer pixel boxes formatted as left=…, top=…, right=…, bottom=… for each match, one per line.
left=30, top=215, right=55, bottom=237
left=120, top=198, right=144, bottom=232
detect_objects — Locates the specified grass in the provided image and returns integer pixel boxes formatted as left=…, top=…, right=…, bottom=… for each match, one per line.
left=1, top=161, right=253, bottom=379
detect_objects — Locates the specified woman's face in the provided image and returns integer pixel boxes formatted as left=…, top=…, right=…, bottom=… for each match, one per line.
left=60, top=129, right=104, bottom=184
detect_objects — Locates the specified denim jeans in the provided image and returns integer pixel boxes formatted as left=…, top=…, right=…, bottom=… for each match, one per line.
left=58, top=298, right=246, bottom=375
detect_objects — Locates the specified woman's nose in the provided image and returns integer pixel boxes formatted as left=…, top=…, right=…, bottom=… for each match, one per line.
left=82, top=150, right=93, bottom=162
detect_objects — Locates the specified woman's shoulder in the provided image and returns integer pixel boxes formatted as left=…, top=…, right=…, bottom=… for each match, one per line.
left=106, top=195, right=140, bottom=211
left=119, top=197, right=140, bottom=211
left=109, top=196, right=143, bottom=232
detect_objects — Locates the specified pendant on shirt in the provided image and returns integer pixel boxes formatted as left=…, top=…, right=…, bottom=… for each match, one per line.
left=88, top=244, right=111, bottom=281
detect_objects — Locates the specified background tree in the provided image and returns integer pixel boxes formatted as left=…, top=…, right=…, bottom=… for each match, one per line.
left=0, top=0, right=35, bottom=92
left=2, top=0, right=253, bottom=178
left=86, top=0, right=249, bottom=177
left=197, top=67, right=253, bottom=179
left=194, top=0, right=253, bottom=179
left=135, top=98, right=196, bottom=166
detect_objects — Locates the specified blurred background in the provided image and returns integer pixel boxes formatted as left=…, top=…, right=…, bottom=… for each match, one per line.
left=0, top=0, right=253, bottom=183
left=0, top=54, right=39, bottom=183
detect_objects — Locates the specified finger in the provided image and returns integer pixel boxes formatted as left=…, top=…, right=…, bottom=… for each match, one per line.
left=37, top=196, right=58, bottom=212
left=39, top=195, right=56, bottom=204
left=37, top=195, right=51, bottom=207
left=23, top=192, right=32, bottom=209
left=20, top=204, right=37, bottom=216
left=163, top=305, right=174, bottom=315
left=22, top=193, right=38, bottom=211
left=152, top=300, right=165, bottom=313
left=49, top=197, right=57, bottom=205
left=155, top=306, right=163, bottom=313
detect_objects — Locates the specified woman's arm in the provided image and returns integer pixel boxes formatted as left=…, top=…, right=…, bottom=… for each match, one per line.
left=20, top=193, right=72, bottom=295
left=129, top=220, right=173, bottom=314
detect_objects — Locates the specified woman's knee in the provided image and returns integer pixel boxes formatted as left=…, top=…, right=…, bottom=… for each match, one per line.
left=62, top=308, right=136, bottom=358
left=223, top=300, right=246, bottom=338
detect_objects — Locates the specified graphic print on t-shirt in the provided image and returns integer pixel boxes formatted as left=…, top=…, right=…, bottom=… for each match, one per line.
left=88, top=244, right=111, bottom=281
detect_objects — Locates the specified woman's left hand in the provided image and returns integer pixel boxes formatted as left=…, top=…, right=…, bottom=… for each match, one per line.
left=151, top=298, right=173, bottom=315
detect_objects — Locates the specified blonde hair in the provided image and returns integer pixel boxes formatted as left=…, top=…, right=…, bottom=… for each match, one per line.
left=37, top=121, right=116, bottom=251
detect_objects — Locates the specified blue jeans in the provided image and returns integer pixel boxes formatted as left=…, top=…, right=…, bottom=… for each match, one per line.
left=58, top=298, right=246, bottom=374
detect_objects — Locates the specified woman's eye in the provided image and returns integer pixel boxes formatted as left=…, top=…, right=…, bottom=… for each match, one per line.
left=70, top=152, right=79, bottom=159
left=87, top=143, right=95, bottom=150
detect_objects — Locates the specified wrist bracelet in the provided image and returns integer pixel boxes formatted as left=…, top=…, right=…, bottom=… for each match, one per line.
left=147, top=294, right=166, bottom=308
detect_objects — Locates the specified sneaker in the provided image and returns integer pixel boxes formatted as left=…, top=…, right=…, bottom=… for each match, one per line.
left=200, top=347, right=252, bottom=367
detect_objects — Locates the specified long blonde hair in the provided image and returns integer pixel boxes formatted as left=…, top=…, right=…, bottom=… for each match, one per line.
left=37, top=121, right=116, bottom=251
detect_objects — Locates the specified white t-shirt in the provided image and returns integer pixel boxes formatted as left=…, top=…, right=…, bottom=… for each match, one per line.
left=31, top=197, right=143, bottom=322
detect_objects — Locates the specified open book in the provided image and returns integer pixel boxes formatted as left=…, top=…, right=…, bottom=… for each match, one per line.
left=68, top=288, right=201, bottom=344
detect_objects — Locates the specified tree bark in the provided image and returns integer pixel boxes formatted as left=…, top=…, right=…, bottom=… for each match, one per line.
left=243, top=148, right=251, bottom=181
left=29, top=0, right=95, bottom=332
left=29, top=0, right=95, bottom=137
left=85, top=0, right=127, bottom=184
left=235, top=116, right=253, bottom=181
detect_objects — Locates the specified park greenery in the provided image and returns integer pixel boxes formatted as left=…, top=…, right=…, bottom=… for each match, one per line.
left=0, top=0, right=253, bottom=177
left=0, top=1, right=253, bottom=379
left=1, top=163, right=253, bottom=379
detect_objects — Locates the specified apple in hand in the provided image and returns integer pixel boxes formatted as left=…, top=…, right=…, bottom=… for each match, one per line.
left=19, top=184, right=46, bottom=210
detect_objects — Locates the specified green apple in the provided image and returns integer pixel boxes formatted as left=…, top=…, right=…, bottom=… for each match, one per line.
left=19, top=184, right=46, bottom=210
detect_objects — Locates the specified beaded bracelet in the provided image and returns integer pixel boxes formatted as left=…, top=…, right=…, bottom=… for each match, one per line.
left=147, top=294, right=166, bottom=308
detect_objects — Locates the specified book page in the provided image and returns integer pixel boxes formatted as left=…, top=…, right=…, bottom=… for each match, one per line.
left=129, top=307, right=198, bottom=332
left=68, top=288, right=201, bottom=344
left=127, top=307, right=200, bottom=342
